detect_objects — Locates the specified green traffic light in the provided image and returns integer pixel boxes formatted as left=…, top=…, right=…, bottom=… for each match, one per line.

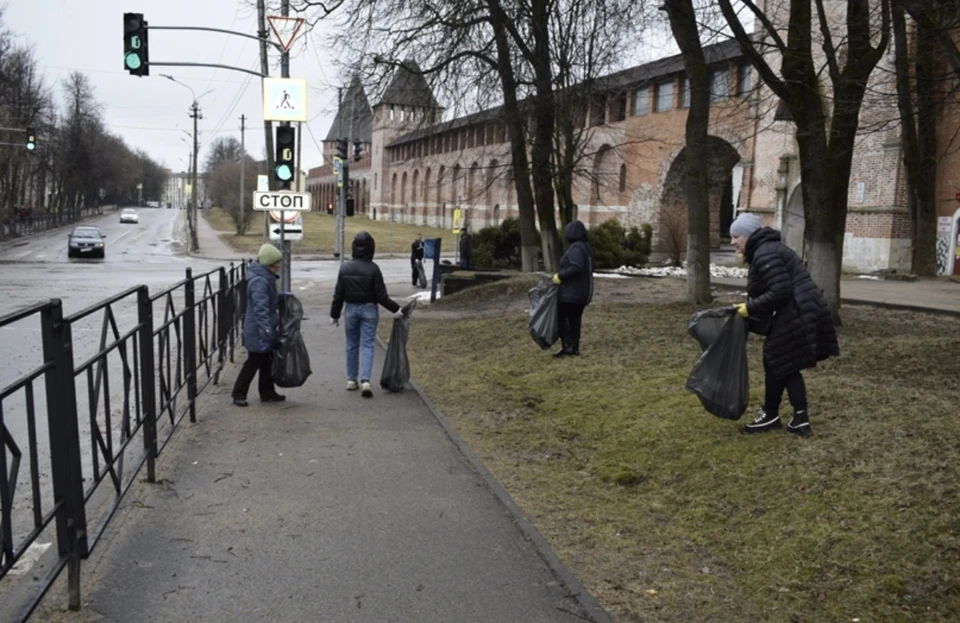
left=276, top=164, right=293, bottom=181
left=125, top=52, right=142, bottom=70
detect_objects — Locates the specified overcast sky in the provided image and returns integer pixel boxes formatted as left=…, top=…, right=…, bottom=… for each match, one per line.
left=7, top=0, right=685, bottom=176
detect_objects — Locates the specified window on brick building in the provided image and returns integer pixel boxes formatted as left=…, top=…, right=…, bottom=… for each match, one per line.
left=655, top=81, right=674, bottom=112
left=632, top=87, right=649, bottom=116
left=614, top=93, right=627, bottom=122
left=738, top=63, right=752, bottom=95
left=619, top=164, right=627, bottom=193
left=710, top=68, right=730, bottom=101
left=591, top=96, right=607, bottom=126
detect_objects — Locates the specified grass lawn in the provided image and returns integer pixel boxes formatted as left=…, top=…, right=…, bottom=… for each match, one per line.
left=204, top=208, right=453, bottom=256
left=389, top=276, right=960, bottom=622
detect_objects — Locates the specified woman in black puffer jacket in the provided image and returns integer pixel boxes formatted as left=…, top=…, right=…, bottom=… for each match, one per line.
left=729, top=213, right=839, bottom=437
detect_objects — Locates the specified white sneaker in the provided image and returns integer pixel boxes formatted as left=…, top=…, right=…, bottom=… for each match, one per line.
left=360, top=381, right=373, bottom=398
left=346, top=380, right=359, bottom=391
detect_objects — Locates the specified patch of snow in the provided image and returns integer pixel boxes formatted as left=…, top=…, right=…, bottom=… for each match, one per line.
left=409, top=290, right=440, bottom=305
left=594, top=273, right=631, bottom=279
left=615, top=263, right=748, bottom=279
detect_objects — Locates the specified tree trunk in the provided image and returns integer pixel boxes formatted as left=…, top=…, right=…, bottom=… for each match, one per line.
left=530, top=0, right=562, bottom=272
left=487, top=0, right=540, bottom=271
left=664, top=0, right=712, bottom=304
left=901, top=12, right=940, bottom=275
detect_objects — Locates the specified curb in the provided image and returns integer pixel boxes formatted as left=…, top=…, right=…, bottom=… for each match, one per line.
left=375, top=334, right=615, bottom=623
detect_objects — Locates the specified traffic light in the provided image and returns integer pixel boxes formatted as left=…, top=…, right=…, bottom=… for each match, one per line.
left=275, top=124, right=296, bottom=184
left=336, top=138, right=348, bottom=160
left=353, top=139, right=362, bottom=162
left=123, top=13, right=149, bottom=77
left=25, top=128, right=36, bottom=152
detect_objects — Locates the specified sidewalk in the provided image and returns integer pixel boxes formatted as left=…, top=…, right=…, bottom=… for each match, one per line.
left=710, top=275, right=960, bottom=314
left=50, top=294, right=605, bottom=623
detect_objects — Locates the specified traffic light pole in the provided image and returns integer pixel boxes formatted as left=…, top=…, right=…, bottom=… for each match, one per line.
left=279, top=0, right=292, bottom=294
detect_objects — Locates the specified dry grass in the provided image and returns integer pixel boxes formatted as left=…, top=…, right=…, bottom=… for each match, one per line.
left=393, top=278, right=960, bottom=622
left=203, top=208, right=452, bottom=256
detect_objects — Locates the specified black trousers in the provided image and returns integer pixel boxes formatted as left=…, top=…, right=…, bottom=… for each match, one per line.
left=232, top=351, right=277, bottom=400
left=763, top=358, right=808, bottom=415
left=411, top=259, right=422, bottom=285
left=558, top=301, right=586, bottom=347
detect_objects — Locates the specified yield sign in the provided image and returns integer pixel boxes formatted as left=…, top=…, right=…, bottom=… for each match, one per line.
left=267, top=15, right=305, bottom=52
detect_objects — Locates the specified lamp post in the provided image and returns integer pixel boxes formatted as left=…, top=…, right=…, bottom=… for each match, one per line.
left=161, top=74, right=212, bottom=252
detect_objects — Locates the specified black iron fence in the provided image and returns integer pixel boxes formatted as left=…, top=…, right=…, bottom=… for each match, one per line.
left=0, top=262, right=247, bottom=621
left=0, top=206, right=106, bottom=241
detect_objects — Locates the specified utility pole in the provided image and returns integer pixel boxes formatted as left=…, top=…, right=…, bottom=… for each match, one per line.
left=257, top=0, right=274, bottom=243
left=190, top=101, right=201, bottom=253
left=239, top=114, right=246, bottom=234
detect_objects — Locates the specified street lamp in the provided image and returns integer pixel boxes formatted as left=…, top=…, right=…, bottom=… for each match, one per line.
left=160, top=75, right=212, bottom=252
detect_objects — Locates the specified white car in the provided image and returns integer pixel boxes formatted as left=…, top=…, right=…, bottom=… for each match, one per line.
left=120, top=208, right=139, bottom=224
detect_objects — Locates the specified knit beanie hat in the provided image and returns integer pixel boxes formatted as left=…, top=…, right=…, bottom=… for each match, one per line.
left=729, top=212, right=763, bottom=238
left=258, top=244, right=283, bottom=266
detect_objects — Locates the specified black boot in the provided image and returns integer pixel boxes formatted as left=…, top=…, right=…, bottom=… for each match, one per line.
left=553, top=340, right=570, bottom=358
left=744, top=409, right=782, bottom=433
left=787, top=410, right=812, bottom=437
left=567, top=338, right=580, bottom=356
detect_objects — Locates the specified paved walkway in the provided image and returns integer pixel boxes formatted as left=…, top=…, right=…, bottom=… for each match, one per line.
left=712, top=275, right=960, bottom=314
left=52, top=291, right=603, bottom=623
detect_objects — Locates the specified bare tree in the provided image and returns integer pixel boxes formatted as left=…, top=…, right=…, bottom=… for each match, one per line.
left=208, top=157, right=260, bottom=235
left=717, top=0, right=891, bottom=320
left=663, top=0, right=713, bottom=304
left=892, top=1, right=939, bottom=276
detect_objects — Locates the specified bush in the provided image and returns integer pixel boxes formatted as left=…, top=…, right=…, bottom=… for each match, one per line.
left=586, top=220, right=649, bottom=269
left=471, top=217, right=540, bottom=269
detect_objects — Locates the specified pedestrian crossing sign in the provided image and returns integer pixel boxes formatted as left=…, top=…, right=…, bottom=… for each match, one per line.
left=263, top=78, right=308, bottom=122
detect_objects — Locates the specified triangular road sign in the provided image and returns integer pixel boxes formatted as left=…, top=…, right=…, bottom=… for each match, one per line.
left=267, top=15, right=305, bottom=52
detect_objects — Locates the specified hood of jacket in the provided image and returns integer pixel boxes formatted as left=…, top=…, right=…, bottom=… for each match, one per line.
left=744, top=227, right=782, bottom=263
left=352, top=231, right=376, bottom=260
left=564, top=220, right=588, bottom=243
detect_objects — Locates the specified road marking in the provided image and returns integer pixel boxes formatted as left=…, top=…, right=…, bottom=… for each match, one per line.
left=8, top=542, right=51, bottom=575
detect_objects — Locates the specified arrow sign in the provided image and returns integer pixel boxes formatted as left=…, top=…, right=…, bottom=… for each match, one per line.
left=267, top=16, right=305, bottom=52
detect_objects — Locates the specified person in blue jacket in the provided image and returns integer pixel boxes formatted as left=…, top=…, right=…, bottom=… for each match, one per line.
left=232, top=244, right=286, bottom=406
left=551, top=220, right=594, bottom=357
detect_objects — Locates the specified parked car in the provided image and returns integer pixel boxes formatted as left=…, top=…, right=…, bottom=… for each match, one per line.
left=120, top=208, right=139, bottom=224
left=67, top=226, right=106, bottom=259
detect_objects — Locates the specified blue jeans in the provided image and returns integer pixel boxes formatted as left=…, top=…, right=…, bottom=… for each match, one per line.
left=345, top=302, right=379, bottom=382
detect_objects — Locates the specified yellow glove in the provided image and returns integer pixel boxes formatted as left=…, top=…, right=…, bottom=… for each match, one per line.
left=736, top=303, right=749, bottom=318
left=552, top=274, right=561, bottom=285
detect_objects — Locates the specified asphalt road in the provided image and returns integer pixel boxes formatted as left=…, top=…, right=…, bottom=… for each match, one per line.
left=0, top=207, right=421, bottom=564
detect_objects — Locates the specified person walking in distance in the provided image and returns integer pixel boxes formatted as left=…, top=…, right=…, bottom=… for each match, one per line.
left=729, top=213, right=839, bottom=437
left=411, top=233, right=425, bottom=287
left=330, top=232, right=405, bottom=398
left=459, top=226, right=472, bottom=269
left=551, top=220, right=594, bottom=357
left=232, top=244, right=286, bottom=406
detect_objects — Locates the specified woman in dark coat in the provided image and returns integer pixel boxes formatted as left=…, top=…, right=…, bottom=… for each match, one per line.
left=729, top=213, right=839, bottom=437
left=551, top=220, right=594, bottom=357
left=232, top=244, right=286, bottom=407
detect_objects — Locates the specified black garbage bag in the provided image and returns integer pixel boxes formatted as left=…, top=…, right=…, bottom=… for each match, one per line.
left=380, top=300, right=417, bottom=392
left=416, top=260, right=428, bottom=289
left=685, top=307, right=749, bottom=420
left=528, top=275, right=560, bottom=350
left=272, top=294, right=312, bottom=388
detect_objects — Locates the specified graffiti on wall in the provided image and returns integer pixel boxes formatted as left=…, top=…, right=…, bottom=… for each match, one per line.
left=937, top=216, right=954, bottom=276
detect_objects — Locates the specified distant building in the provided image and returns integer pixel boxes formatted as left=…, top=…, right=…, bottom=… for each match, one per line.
left=307, top=26, right=960, bottom=275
